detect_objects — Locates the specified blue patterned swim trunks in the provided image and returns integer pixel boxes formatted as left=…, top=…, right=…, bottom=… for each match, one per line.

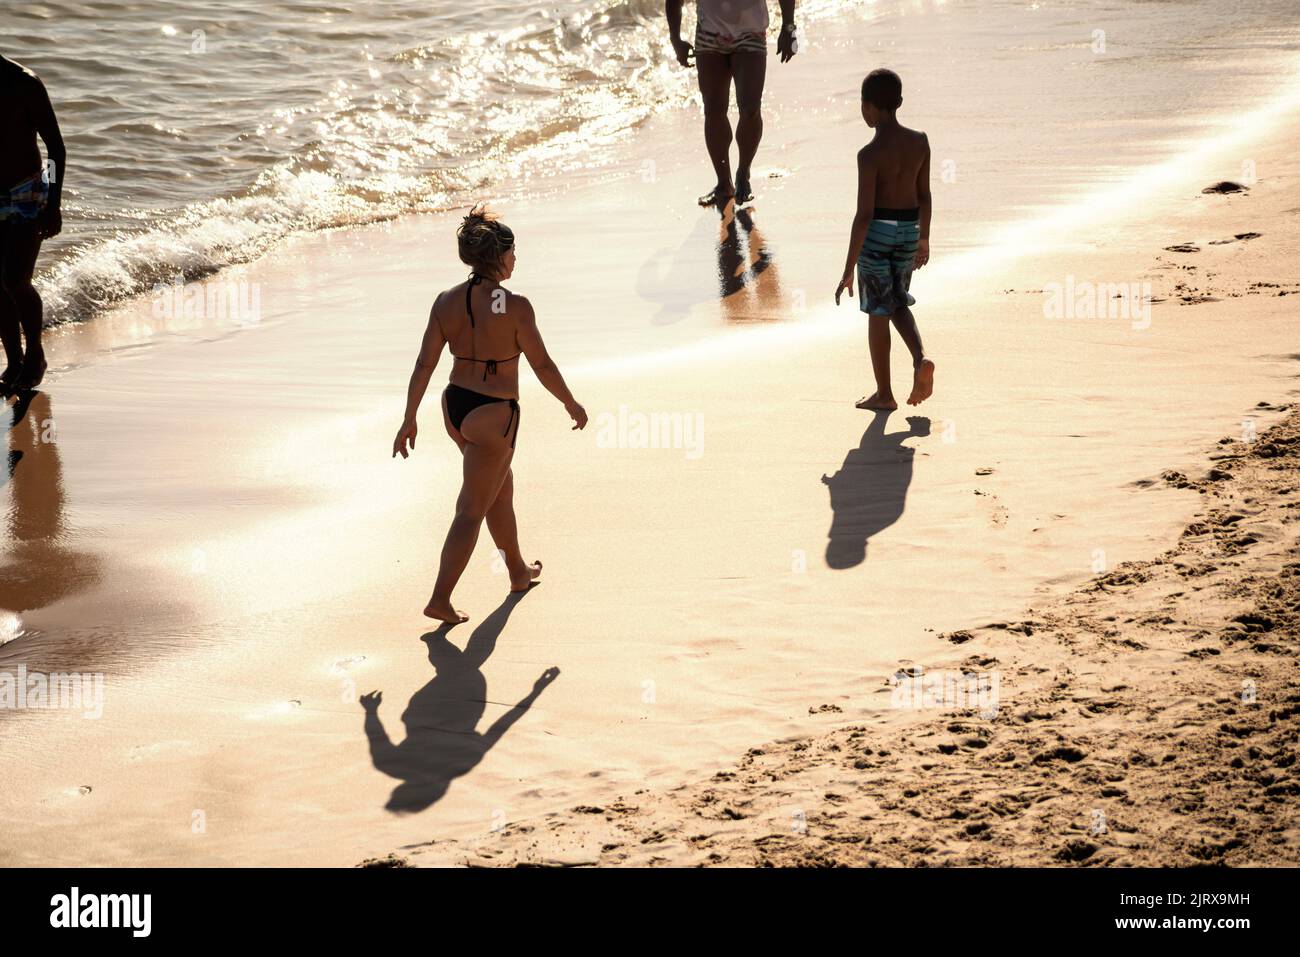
left=0, top=172, right=49, bottom=224
left=857, top=208, right=920, bottom=316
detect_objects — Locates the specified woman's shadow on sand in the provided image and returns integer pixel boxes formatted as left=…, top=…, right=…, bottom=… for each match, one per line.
left=360, top=592, right=558, bottom=813
left=822, top=411, right=930, bottom=569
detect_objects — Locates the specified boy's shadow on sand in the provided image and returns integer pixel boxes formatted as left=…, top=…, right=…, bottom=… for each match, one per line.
left=361, top=592, right=559, bottom=813
left=822, top=411, right=930, bottom=569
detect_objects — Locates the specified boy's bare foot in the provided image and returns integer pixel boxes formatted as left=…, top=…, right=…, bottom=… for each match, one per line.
left=907, top=358, right=935, bottom=406
left=855, top=392, right=898, bottom=411
left=510, top=560, right=543, bottom=593
left=423, top=597, right=468, bottom=623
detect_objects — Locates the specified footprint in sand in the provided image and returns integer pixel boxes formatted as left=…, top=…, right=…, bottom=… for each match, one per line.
left=1201, top=181, right=1249, bottom=194
left=42, top=784, right=93, bottom=808
left=246, top=698, right=303, bottom=720
left=1207, top=232, right=1262, bottom=245
left=128, top=740, right=194, bottom=762
left=328, top=654, right=367, bottom=677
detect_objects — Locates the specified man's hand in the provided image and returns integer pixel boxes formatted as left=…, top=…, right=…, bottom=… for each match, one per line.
left=913, top=238, right=930, bottom=271
left=777, top=23, right=798, bottom=63
left=393, top=419, right=417, bottom=458
left=835, top=268, right=854, bottom=305
left=566, top=401, right=588, bottom=431
left=36, top=206, right=61, bottom=240
left=670, top=36, right=693, bottom=67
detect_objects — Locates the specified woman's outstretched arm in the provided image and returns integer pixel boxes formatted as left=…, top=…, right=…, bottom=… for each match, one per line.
left=393, top=301, right=448, bottom=458
left=514, top=295, right=587, bottom=430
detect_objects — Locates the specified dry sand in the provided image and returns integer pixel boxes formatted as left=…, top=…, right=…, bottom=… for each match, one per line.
left=403, top=407, right=1299, bottom=867
left=2, top=17, right=1298, bottom=867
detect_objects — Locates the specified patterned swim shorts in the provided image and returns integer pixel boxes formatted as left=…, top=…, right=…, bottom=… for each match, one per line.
left=694, top=24, right=767, bottom=56
left=857, top=211, right=920, bottom=316
left=0, top=172, right=49, bottom=224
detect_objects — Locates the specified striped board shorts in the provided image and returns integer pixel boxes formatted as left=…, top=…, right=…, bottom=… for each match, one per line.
left=857, top=208, right=920, bottom=316
left=694, top=25, right=767, bottom=56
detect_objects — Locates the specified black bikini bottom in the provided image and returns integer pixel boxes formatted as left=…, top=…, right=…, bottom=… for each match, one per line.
left=445, top=383, right=519, bottom=448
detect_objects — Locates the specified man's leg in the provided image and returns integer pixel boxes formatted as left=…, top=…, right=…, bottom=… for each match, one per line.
left=695, top=51, right=734, bottom=204
left=0, top=223, right=44, bottom=389
left=730, top=50, right=767, bottom=202
left=0, top=226, right=24, bottom=388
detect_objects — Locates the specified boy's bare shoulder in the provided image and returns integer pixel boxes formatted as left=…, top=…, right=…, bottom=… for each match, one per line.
left=900, top=124, right=929, bottom=147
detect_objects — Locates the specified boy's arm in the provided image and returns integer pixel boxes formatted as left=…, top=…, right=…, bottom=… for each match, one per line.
left=915, top=134, right=931, bottom=269
left=31, top=76, right=65, bottom=238
left=835, top=147, right=876, bottom=304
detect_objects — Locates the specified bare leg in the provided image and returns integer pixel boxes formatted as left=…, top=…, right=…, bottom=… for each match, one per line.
left=484, top=468, right=541, bottom=592
left=426, top=402, right=516, bottom=622
left=0, top=286, right=20, bottom=390
left=892, top=306, right=934, bottom=405
left=730, top=51, right=766, bottom=203
left=856, top=315, right=897, bottom=410
left=890, top=306, right=924, bottom=366
left=0, top=224, right=45, bottom=391
left=695, top=52, right=734, bottom=205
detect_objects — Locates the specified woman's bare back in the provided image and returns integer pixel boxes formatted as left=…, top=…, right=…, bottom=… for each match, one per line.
left=436, top=278, right=524, bottom=398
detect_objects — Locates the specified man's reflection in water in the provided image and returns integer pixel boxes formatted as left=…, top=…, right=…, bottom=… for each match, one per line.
left=1, top=391, right=99, bottom=613
left=716, top=203, right=786, bottom=322
left=635, top=202, right=790, bottom=325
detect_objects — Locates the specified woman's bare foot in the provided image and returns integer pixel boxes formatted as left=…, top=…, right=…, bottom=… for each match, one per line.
left=423, top=597, right=468, bottom=623
left=908, top=358, right=935, bottom=406
left=510, top=560, right=543, bottom=593
left=855, top=392, right=898, bottom=411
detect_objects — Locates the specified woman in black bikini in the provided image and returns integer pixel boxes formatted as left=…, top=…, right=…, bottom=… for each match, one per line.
left=393, top=206, right=587, bottom=623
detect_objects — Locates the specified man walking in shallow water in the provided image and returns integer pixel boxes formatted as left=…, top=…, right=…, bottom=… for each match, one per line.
left=666, top=0, right=798, bottom=207
left=0, top=54, right=63, bottom=395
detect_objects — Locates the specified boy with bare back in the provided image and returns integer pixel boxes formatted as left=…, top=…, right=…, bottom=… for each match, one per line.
left=835, top=68, right=934, bottom=409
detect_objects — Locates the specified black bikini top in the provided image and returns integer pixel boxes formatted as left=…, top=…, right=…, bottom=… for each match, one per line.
left=449, top=272, right=522, bottom=380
